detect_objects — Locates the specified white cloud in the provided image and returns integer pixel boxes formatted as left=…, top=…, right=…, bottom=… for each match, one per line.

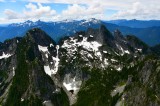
left=4, top=9, right=20, bottom=19
left=111, top=2, right=160, bottom=20
left=27, top=0, right=160, bottom=20
left=3, top=3, right=56, bottom=22
left=23, top=3, right=56, bottom=18
left=60, top=3, right=105, bottom=20
left=1, top=0, right=160, bottom=24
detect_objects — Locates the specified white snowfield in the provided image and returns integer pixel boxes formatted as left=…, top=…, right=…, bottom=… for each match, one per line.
left=61, top=36, right=113, bottom=68
left=61, top=36, right=102, bottom=61
left=116, top=44, right=130, bottom=56
left=135, top=48, right=142, bottom=52
left=0, top=52, right=12, bottom=60
left=44, top=65, right=57, bottom=76
left=51, top=45, right=60, bottom=75
left=38, top=45, right=48, bottom=52
left=62, top=37, right=102, bottom=52
left=38, top=44, right=60, bottom=76
left=63, top=75, right=82, bottom=94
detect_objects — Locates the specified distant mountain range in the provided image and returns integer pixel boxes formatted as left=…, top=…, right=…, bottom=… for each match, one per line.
left=106, top=19, right=160, bottom=28
left=0, top=18, right=160, bottom=46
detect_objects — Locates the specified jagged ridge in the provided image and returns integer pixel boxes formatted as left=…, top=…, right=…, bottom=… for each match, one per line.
left=0, top=26, right=160, bottom=106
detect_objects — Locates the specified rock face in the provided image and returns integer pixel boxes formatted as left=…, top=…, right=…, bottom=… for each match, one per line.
left=0, top=26, right=160, bottom=106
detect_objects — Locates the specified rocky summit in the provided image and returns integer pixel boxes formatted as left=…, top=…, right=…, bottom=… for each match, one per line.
left=0, top=26, right=160, bottom=106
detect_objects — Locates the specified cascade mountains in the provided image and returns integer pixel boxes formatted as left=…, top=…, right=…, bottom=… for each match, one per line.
left=0, top=25, right=160, bottom=106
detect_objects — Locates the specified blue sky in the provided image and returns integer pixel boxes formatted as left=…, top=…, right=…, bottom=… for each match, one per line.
left=0, top=0, right=160, bottom=24
left=0, top=1, right=68, bottom=15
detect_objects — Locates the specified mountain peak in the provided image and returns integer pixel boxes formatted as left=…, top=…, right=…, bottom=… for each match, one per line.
left=26, top=28, right=56, bottom=46
left=60, top=19, right=75, bottom=23
left=99, top=25, right=114, bottom=40
left=81, top=18, right=101, bottom=24
left=9, top=20, right=34, bottom=27
left=35, top=20, right=44, bottom=24
left=24, top=20, right=33, bottom=23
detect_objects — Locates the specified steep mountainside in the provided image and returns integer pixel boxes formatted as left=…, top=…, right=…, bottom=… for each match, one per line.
left=0, top=26, right=160, bottom=106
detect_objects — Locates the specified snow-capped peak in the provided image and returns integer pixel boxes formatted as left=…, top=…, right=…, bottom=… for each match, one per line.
left=57, top=19, right=75, bottom=23
left=83, top=18, right=101, bottom=24
left=9, top=20, right=34, bottom=27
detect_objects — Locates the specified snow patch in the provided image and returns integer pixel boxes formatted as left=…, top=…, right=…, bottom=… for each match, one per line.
left=43, top=101, right=49, bottom=104
left=43, top=100, right=53, bottom=106
left=90, top=35, right=93, bottom=37
left=52, top=45, right=60, bottom=74
left=0, top=52, right=12, bottom=60
left=50, top=43, right=54, bottom=47
left=124, top=50, right=130, bottom=54
left=137, top=49, right=142, bottom=52
left=117, top=67, right=122, bottom=71
left=44, top=65, right=56, bottom=76
left=13, top=67, right=15, bottom=76
left=103, top=51, right=108, bottom=53
left=52, top=56, right=59, bottom=74
left=111, top=59, right=118, bottom=62
left=63, top=75, right=82, bottom=94
left=21, top=98, right=24, bottom=102
left=135, top=48, right=142, bottom=52
left=116, top=44, right=130, bottom=55
left=61, top=37, right=102, bottom=61
left=134, top=55, right=137, bottom=58
left=104, top=58, right=109, bottom=66
left=79, top=35, right=83, bottom=37
left=45, top=54, right=48, bottom=58
left=38, top=45, right=49, bottom=58
left=44, top=45, right=60, bottom=76
left=87, top=53, right=93, bottom=59
left=38, top=45, right=48, bottom=52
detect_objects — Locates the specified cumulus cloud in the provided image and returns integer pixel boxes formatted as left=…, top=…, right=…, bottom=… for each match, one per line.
left=27, top=0, right=160, bottom=20
left=28, top=0, right=160, bottom=20
left=3, top=0, right=108, bottom=22
left=3, top=3, right=56, bottom=21
left=111, top=2, right=160, bottom=20
left=62, top=4, right=103, bottom=16
left=1, top=0, right=160, bottom=24
left=60, top=3, right=105, bottom=20
left=23, top=3, right=56, bottom=18
left=4, top=9, right=20, bottom=19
